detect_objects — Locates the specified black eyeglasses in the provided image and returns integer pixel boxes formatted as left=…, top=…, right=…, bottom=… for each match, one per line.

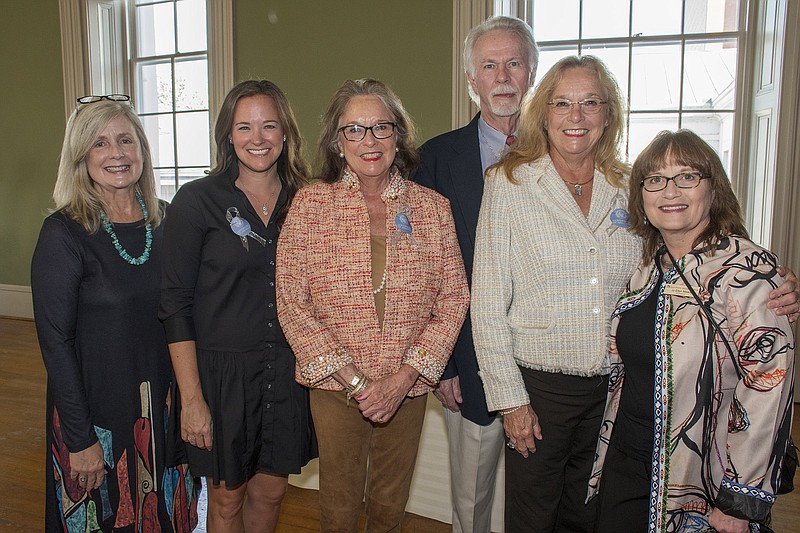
left=338, top=122, right=396, bottom=142
left=547, top=99, right=607, bottom=115
left=76, top=94, right=131, bottom=105
left=640, top=171, right=707, bottom=192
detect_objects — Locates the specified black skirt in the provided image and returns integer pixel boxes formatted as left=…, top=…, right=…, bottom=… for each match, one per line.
left=168, top=347, right=317, bottom=487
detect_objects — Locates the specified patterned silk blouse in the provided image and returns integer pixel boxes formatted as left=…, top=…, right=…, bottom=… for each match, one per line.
left=276, top=169, right=470, bottom=396
left=589, top=236, right=795, bottom=532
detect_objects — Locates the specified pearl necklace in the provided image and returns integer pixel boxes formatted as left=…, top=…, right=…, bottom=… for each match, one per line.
left=372, top=269, right=387, bottom=295
left=99, top=191, right=153, bottom=265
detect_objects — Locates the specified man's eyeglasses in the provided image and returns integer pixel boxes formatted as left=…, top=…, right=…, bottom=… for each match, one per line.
left=76, top=94, right=131, bottom=105
left=338, top=122, right=396, bottom=142
left=640, top=172, right=707, bottom=192
left=547, top=99, right=607, bottom=115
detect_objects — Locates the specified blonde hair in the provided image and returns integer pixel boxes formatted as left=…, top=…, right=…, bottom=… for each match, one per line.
left=496, top=55, right=629, bottom=187
left=53, top=99, right=162, bottom=232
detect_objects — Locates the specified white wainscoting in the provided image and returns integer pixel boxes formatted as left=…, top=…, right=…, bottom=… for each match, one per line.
left=0, top=285, right=33, bottom=319
left=289, top=394, right=507, bottom=532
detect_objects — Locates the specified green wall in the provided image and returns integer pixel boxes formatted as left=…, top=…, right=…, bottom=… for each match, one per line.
left=0, top=0, right=66, bottom=287
left=0, top=0, right=453, bottom=288
left=233, top=0, right=453, bottom=168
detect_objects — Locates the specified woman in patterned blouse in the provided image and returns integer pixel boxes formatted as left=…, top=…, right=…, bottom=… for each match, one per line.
left=590, top=129, right=794, bottom=533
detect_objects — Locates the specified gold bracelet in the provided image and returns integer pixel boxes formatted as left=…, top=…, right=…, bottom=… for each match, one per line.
left=345, top=373, right=368, bottom=405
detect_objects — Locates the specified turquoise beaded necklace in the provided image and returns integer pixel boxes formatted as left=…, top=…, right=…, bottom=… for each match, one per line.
left=99, top=190, right=153, bottom=265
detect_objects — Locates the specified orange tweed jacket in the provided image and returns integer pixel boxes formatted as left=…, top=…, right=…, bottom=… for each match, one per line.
left=276, top=173, right=469, bottom=396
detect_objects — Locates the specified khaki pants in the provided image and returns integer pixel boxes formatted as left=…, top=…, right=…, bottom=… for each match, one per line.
left=310, top=389, right=427, bottom=533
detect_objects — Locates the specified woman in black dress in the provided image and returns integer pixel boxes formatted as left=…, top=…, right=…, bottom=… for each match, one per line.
left=159, top=80, right=317, bottom=532
left=32, top=95, right=198, bottom=532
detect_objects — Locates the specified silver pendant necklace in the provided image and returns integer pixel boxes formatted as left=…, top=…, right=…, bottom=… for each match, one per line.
left=562, top=175, right=595, bottom=196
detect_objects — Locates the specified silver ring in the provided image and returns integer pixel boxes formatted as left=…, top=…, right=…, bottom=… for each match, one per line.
left=506, top=441, right=516, bottom=449
left=79, top=475, right=87, bottom=482
left=376, top=416, right=383, bottom=422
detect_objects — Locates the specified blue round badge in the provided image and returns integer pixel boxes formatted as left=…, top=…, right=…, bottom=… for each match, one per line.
left=610, top=208, right=631, bottom=228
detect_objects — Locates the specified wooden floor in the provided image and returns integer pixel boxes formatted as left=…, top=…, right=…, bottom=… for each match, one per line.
left=1, top=315, right=797, bottom=532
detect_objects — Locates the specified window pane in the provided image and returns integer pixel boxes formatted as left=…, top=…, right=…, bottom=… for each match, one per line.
left=141, top=114, right=175, bottom=167
left=682, top=40, right=737, bottom=110
left=175, top=58, right=209, bottom=111
left=685, top=0, right=739, bottom=33
left=631, top=0, right=682, bottom=36
left=532, top=0, right=579, bottom=42
left=581, top=44, right=630, bottom=102
left=176, top=111, right=211, bottom=167
left=177, top=0, right=207, bottom=53
left=179, top=168, right=209, bottom=189
left=137, top=3, right=175, bottom=57
left=582, top=0, right=630, bottom=39
left=680, top=112, right=735, bottom=175
left=155, top=168, right=176, bottom=201
left=137, top=60, right=173, bottom=113
left=630, top=42, right=681, bottom=110
left=628, top=113, right=680, bottom=162
left=534, top=47, right=579, bottom=86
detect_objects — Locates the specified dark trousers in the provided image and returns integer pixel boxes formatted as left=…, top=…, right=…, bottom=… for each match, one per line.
left=505, top=368, right=608, bottom=533
left=594, top=439, right=650, bottom=532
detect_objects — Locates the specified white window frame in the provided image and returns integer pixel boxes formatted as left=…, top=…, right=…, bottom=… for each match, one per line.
left=452, top=0, right=799, bottom=259
left=57, top=0, right=232, bottom=166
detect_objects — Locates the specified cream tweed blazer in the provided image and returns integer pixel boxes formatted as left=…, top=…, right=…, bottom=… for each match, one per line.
left=471, top=156, right=641, bottom=411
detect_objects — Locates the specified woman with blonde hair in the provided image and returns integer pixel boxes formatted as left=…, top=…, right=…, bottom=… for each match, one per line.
left=32, top=95, right=197, bottom=532
left=471, top=56, right=798, bottom=532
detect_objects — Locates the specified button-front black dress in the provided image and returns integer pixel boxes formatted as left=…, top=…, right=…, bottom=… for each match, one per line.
left=159, top=168, right=316, bottom=486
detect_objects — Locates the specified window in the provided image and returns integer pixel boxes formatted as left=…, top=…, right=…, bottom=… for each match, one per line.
left=62, top=0, right=232, bottom=200
left=131, top=0, right=210, bottom=199
left=499, top=0, right=741, bottom=170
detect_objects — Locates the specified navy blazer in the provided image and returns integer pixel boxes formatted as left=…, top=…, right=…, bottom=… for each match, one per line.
left=413, top=114, right=495, bottom=426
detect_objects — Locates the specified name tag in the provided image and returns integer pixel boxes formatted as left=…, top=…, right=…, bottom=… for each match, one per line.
left=663, top=283, right=700, bottom=298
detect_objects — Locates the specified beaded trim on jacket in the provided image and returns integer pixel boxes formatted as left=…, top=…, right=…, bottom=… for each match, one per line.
left=341, top=165, right=406, bottom=202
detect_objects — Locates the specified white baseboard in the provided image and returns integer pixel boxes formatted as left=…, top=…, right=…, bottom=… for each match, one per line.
left=0, top=285, right=33, bottom=319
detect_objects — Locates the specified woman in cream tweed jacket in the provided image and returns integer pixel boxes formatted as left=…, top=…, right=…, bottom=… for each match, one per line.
left=276, top=79, right=469, bottom=533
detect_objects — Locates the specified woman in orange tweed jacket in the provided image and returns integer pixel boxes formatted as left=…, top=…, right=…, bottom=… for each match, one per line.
left=276, top=79, right=469, bottom=533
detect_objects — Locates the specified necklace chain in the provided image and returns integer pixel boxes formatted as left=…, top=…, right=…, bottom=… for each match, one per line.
left=99, top=191, right=152, bottom=265
left=561, top=175, right=594, bottom=196
left=238, top=179, right=279, bottom=217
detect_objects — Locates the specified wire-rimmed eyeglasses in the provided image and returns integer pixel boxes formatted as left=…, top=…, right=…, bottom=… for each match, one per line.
left=547, top=99, right=607, bottom=115
left=640, top=171, right=707, bottom=192
left=338, top=122, right=396, bottom=142
left=76, top=94, right=131, bottom=105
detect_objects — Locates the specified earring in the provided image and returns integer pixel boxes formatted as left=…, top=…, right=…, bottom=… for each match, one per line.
left=395, top=147, right=399, bottom=153
left=339, top=152, right=344, bottom=158
left=283, top=135, right=287, bottom=142
left=228, top=138, right=232, bottom=144
left=643, top=215, right=649, bottom=226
